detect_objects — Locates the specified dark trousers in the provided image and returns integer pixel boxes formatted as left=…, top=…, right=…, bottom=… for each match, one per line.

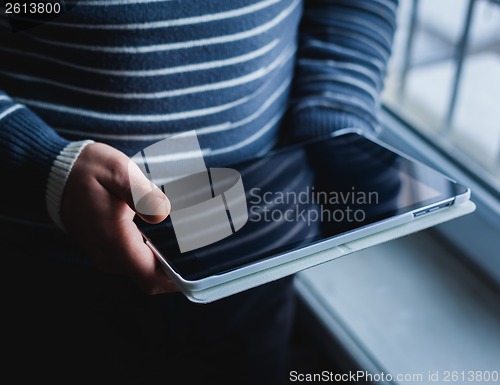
left=5, top=256, right=295, bottom=385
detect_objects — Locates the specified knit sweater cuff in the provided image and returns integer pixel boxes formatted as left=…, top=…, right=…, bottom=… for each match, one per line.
left=288, top=105, right=381, bottom=141
left=46, top=140, right=94, bottom=231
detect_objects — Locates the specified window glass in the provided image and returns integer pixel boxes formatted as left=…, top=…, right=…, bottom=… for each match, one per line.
left=382, top=0, right=500, bottom=194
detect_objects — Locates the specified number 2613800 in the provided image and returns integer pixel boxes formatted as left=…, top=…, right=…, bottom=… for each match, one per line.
left=5, top=2, right=61, bottom=14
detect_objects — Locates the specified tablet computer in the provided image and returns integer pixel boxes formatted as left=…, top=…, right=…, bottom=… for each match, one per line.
left=134, top=129, right=472, bottom=302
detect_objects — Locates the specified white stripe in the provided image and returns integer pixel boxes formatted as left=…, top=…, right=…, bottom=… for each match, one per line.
left=244, top=151, right=304, bottom=195
left=75, top=0, right=173, bottom=5
left=195, top=76, right=290, bottom=136
left=137, top=149, right=204, bottom=164
left=126, top=109, right=284, bottom=164
left=0, top=45, right=295, bottom=99
left=297, top=74, right=379, bottom=100
left=294, top=94, right=374, bottom=115
left=320, top=26, right=389, bottom=58
left=238, top=151, right=277, bottom=177
left=0, top=104, right=24, bottom=121
left=47, top=0, right=281, bottom=29
left=17, top=96, right=247, bottom=122
left=307, top=39, right=384, bottom=72
left=135, top=139, right=282, bottom=179
left=0, top=95, right=13, bottom=101
left=254, top=139, right=277, bottom=157
left=0, top=39, right=279, bottom=77
left=32, top=0, right=300, bottom=53
left=45, top=140, right=94, bottom=231
left=261, top=170, right=310, bottom=219
left=292, top=98, right=377, bottom=125
left=299, top=58, right=380, bottom=85
left=14, top=66, right=290, bottom=123
left=336, top=14, right=394, bottom=47
left=53, top=76, right=291, bottom=141
left=207, top=109, right=285, bottom=157
left=247, top=165, right=310, bottom=214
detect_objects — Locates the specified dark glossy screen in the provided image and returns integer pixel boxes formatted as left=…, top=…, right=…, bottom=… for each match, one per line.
left=136, top=133, right=467, bottom=280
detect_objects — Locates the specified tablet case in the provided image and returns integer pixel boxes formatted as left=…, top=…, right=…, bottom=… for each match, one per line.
left=181, top=200, right=476, bottom=303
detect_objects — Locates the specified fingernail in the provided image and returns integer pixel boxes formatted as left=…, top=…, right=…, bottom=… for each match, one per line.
left=136, top=188, right=170, bottom=217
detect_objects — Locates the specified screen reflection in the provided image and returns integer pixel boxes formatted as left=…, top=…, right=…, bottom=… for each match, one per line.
left=137, top=133, right=452, bottom=280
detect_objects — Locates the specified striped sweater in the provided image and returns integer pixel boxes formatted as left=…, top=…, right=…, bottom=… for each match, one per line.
left=0, top=0, right=397, bottom=260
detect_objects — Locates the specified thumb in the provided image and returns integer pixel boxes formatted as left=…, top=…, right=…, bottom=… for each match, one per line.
left=127, top=159, right=171, bottom=224
left=92, top=143, right=170, bottom=223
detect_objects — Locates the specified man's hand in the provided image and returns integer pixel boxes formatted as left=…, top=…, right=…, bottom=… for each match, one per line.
left=61, top=142, right=177, bottom=295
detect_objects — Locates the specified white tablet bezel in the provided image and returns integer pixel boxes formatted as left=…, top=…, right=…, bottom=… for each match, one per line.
left=148, top=199, right=474, bottom=303
left=142, top=129, right=472, bottom=299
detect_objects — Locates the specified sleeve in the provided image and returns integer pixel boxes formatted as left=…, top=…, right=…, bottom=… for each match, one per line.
left=284, top=0, right=399, bottom=140
left=0, top=91, right=93, bottom=229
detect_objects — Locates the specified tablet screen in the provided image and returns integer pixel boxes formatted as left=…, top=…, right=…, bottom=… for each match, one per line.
left=135, top=132, right=468, bottom=280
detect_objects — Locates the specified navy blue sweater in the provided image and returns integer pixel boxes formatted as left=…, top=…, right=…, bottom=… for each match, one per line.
left=0, top=0, right=397, bottom=260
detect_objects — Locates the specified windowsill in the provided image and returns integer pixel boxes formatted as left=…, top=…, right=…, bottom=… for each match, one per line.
left=293, top=108, right=500, bottom=383
left=294, top=229, right=500, bottom=384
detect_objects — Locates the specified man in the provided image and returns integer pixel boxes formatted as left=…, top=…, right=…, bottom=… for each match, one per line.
left=0, top=1, right=398, bottom=383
